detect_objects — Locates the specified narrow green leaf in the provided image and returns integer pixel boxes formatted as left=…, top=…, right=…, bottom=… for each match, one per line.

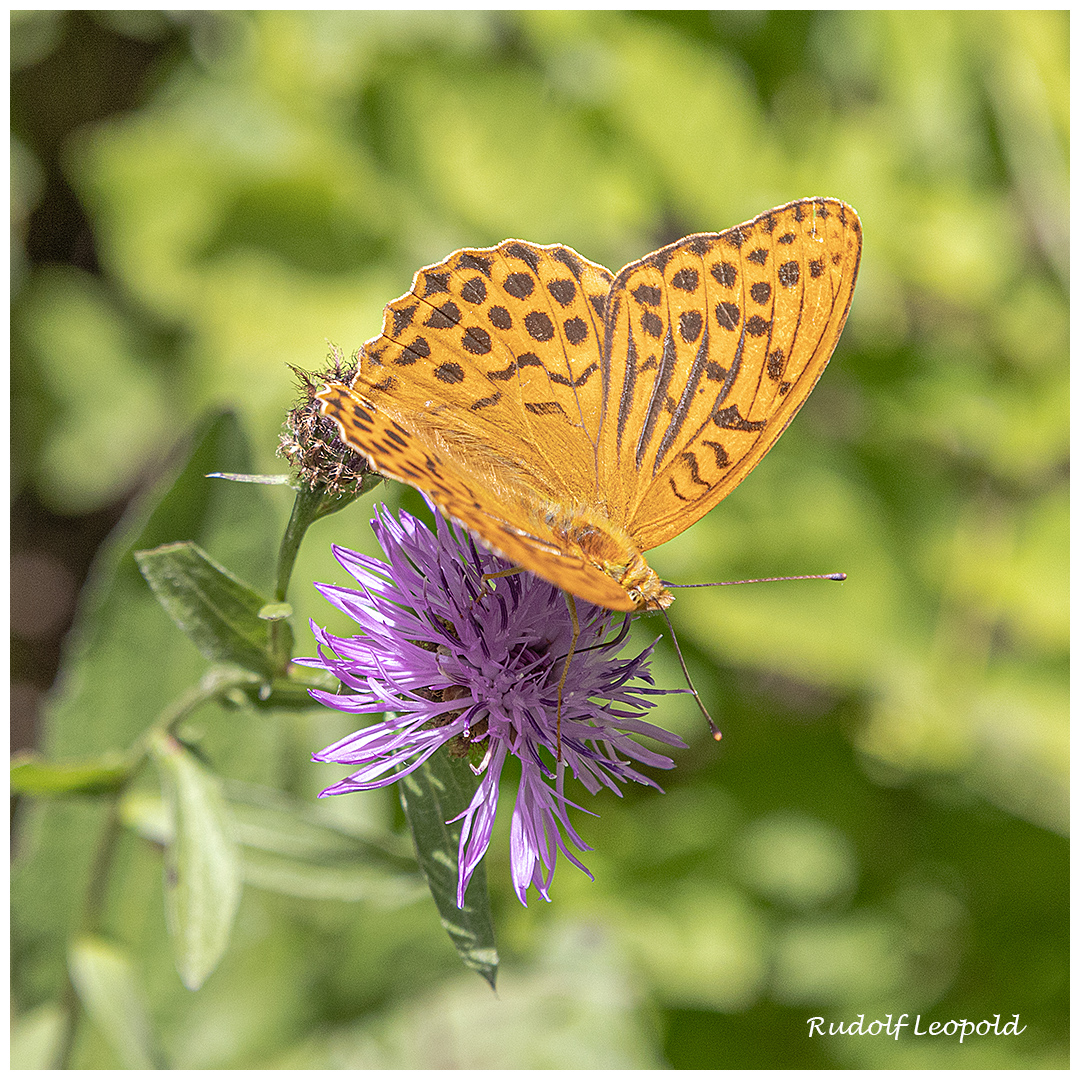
left=205, top=471, right=293, bottom=484
left=150, top=731, right=242, bottom=990
left=119, top=790, right=172, bottom=846
left=399, top=747, right=498, bottom=988
left=10, top=751, right=132, bottom=796
left=134, top=541, right=284, bottom=678
left=221, top=780, right=416, bottom=866
left=68, top=936, right=163, bottom=1069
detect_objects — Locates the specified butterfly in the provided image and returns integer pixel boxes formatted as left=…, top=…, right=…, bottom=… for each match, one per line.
left=318, top=198, right=861, bottom=613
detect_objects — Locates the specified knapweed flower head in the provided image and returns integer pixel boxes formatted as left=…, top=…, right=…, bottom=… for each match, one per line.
left=278, top=349, right=373, bottom=496
left=302, top=504, right=685, bottom=906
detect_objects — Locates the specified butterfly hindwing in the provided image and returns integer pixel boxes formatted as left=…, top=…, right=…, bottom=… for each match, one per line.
left=318, top=381, right=637, bottom=610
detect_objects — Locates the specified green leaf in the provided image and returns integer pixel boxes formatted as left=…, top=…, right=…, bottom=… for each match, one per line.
left=121, top=782, right=426, bottom=906
left=68, top=935, right=163, bottom=1068
left=135, top=541, right=289, bottom=679
left=399, top=747, right=498, bottom=988
left=150, top=731, right=242, bottom=991
left=118, top=790, right=172, bottom=846
left=10, top=751, right=133, bottom=796
left=222, top=779, right=416, bottom=865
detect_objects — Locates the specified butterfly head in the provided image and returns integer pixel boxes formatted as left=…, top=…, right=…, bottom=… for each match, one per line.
left=616, top=551, right=674, bottom=612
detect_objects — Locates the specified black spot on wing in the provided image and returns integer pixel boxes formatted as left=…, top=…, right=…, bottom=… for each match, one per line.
left=679, top=310, right=703, bottom=343
left=392, top=303, right=417, bottom=335
left=640, top=310, right=663, bottom=338
left=424, top=301, right=460, bottom=328
left=397, top=336, right=431, bottom=365
left=715, top=302, right=740, bottom=330
left=504, top=272, right=535, bottom=299
left=505, top=242, right=540, bottom=272
left=424, top=272, right=450, bottom=296
left=550, top=362, right=598, bottom=389
left=632, top=283, right=662, bottom=306
left=434, top=362, right=465, bottom=384
left=671, top=268, right=699, bottom=292
left=712, top=404, right=764, bottom=431
left=548, top=278, right=576, bottom=305
left=564, top=316, right=588, bottom=345
left=462, top=326, right=493, bottom=355
left=458, top=253, right=493, bottom=277
left=703, top=440, right=730, bottom=468
left=525, top=400, right=567, bottom=417
left=711, top=261, right=737, bottom=287
left=460, top=277, right=487, bottom=304
left=524, top=311, right=555, bottom=341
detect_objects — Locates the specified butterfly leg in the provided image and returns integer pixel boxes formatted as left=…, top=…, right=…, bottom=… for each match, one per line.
left=479, top=565, right=525, bottom=592
left=556, top=591, right=580, bottom=765
left=467, top=565, right=525, bottom=613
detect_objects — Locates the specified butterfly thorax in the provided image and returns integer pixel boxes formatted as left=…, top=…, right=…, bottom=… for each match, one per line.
left=549, top=511, right=673, bottom=612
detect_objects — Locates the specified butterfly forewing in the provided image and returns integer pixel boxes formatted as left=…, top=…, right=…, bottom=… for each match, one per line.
left=602, top=198, right=862, bottom=550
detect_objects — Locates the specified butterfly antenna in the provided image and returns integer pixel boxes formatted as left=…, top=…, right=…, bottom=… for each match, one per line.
left=664, top=572, right=847, bottom=589
left=659, top=607, right=722, bottom=741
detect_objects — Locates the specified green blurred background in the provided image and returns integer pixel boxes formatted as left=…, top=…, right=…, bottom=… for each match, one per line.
left=11, top=10, right=1067, bottom=1069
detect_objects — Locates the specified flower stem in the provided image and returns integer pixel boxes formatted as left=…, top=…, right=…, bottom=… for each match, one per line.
left=271, top=480, right=378, bottom=668
left=275, top=481, right=376, bottom=603
left=275, top=485, right=326, bottom=603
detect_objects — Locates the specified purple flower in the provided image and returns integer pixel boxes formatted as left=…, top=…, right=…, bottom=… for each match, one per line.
left=300, top=504, right=685, bottom=906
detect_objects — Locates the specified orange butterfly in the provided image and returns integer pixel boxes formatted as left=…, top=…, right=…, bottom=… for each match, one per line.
left=319, top=198, right=861, bottom=612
